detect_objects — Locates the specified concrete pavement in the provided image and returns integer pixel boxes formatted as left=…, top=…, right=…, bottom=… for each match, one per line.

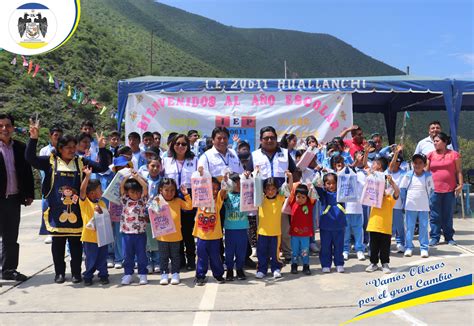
left=0, top=200, right=473, bottom=325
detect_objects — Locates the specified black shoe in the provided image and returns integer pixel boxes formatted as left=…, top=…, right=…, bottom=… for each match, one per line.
left=195, top=277, right=207, bottom=286
left=236, top=269, right=246, bottom=280
left=54, top=274, right=65, bottom=284
left=245, top=258, right=257, bottom=269
left=99, top=277, right=109, bottom=285
left=71, top=275, right=82, bottom=284
left=214, top=276, right=225, bottom=284
left=284, top=257, right=292, bottom=264
left=2, top=270, right=28, bottom=282
left=84, top=278, right=93, bottom=286
left=186, top=261, right=196, bottom=271
left=291, top=263, right=298, bottom=274
left=303, top=264, right=311, bottom=275
left=225, top=269, right=234, bottom=281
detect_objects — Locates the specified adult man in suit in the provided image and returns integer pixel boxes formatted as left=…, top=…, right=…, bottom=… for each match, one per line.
left=0, top=113, right=35, bottom=281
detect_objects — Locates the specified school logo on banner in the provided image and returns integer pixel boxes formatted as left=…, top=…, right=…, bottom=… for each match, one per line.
left=0, top=0, right=81, bottom=55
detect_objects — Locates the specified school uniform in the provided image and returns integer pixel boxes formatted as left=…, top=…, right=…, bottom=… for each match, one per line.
left=198, top=147, right=243, bottom=179
left=343, top=169, right=366, bottom=254
left=145, top=175, right=161, bottom=269
left=387, top=169, right=406, bottom=247
left=248, top=147, right=296, bottom=188
left=289, top=197, right=316, bottom=266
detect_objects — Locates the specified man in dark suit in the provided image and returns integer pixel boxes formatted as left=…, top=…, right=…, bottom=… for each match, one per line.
left=0, top=113, right=34, bottom=281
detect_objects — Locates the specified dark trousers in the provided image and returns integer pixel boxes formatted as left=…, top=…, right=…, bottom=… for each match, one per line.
left=180, top=208, right=196, bottom=265
left=224, top=229, right=248, bottom=270
left=319, top=229, right=345, bottom=268
left=122, top=233, right=147, bottom=275
left=257, top=235, right=281, bottom=274
left=369, top=231, right=391, bottom=265
left=196, top=238, right=224, bottom=278
left=0, top=195, right=21, bottom=274
left=158, top=240, right=181, bottom=274
left=83, top=242, right=108, bottom=280
left=52, top=236, right=83, bottom=277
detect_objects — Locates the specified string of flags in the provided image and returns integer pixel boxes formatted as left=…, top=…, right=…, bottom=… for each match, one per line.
left=9, top=55, right=111, bottom=116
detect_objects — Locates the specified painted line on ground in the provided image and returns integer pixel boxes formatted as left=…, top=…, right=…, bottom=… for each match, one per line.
left=192, top=282, right=219, bottom=326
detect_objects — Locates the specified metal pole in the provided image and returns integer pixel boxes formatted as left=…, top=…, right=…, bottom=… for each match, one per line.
left=284, top=60, right=287, bottom=79
left=406, top=66, right=410, bottom=75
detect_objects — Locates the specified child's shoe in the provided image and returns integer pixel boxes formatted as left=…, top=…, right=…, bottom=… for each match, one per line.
left=290, top=263, right=298, bottom=274
left=357, top=251, right=366, bottom=261
left=303, top=264, right=311, bottom=275
left=396, top=244, right=405, bottom=253
left=160, top=274, right=169, bottom=285
left=236, top=269, right=246, bottom=280
left=139, top=274, right=148, bottom=285
left=251, top=247, right=257, bottom=257
left=84, top=278, right=93, bottom=286
left=404, top=249, right=413, bottom=257
left=147, top=265, right=153, bottom=274
left=336, top=266, right=345, bottom=273
left=99, top=277, right=109, bottom=285
left=154, top=266, right=161, bottom=273
left=121, top=274, right=133, bottom=285
left=310, top=242, right=319, bottom=253
left=420, top=250, right=429, bottom=258
left=171, top=273, right=180, bottom=285
left=365, top=264, right=378, bottom=273
left=382, top=263, right=391, bottom=274
left=195, top=277, right=206, bottom=286
left=225, top=269, right=234, bottom=281
left=322, top=267, right=331, bottom=273
left=343, top=252, right=349, bottom=261
left=107, top=261, right=114, bottom=268
left=214, top=276, right=225, bottom=284
left=114, top=262, right=123, bottom=269
left=273, top=270, right=282, bottom=279
left=255, top=271, right=265, bottom=279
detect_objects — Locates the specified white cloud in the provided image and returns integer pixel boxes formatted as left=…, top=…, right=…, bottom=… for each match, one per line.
left=449, top=52, right=474, bottom=66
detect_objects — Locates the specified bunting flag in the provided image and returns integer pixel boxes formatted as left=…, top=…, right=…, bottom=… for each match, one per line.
left=22, top=56, right=28, bottom=67
left=27, top=60, right=33, bottom=74
left=10, top=57, right=17, bottom=65
left=90, top=99, right=97, bottom=105
left=77, top=91, right=84, bottom=104
left=72, top=87, right=77, bottom=100
left=60, top=80, right=65, bottom=91
left=54, top=78, right=59, bottom=89
left=100, top=106, right=107, bottom=115
left=32, top=64, right=40, bottom=77
left=48, top=72, right=54, bottom=83
left=82, top=95, right=89, bottom=105
left=67, top=85, right=72, bottom=97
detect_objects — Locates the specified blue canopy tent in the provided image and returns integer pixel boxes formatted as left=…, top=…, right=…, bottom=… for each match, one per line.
left=117, top=76, right=474, bottom=150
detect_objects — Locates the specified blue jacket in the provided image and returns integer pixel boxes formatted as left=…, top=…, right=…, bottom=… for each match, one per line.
left=399, top=170, right=434, bottom=209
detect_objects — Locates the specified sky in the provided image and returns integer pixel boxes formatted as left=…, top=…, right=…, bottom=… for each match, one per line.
left=159, top=0, right=473, bottom=79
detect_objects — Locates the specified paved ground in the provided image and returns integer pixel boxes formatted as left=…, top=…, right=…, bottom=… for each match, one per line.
left=0, top=200, right=473, bottom=325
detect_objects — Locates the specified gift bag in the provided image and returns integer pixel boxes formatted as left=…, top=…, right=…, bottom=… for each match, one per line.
left=336, top=167, right=359, bottom=202
left=95, top=207, right=114, bottom=247
left=191, top=170, right=214, bottom=208
left=240, top=175, right=257, bottom=212
left=148, top=196, right=176, bottom=238
left=296, top=147, right=318, bottom=169
left=360, top=172, right=385, bottom=208
left=108, top=202, right=122, bottom=223
left=282, top=197, right=292, bottom=215
left=102, top=168, right=131, bottom=204
left=253, top=170, right=263, bottom=207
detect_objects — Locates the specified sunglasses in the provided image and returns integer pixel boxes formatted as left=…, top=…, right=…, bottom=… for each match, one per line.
left=262, top=136, right=276, bottom=141
left=175, top=142, right=188, bottom=147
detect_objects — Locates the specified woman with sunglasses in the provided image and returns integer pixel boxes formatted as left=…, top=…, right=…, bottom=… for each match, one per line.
left=162, top=134, right=198, bottom=270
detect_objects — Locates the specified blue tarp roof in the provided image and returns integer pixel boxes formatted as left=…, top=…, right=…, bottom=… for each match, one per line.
left=117, top=75, right=474, bottom=150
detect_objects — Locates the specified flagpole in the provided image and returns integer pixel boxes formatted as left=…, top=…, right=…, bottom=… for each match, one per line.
left=400, top=111, right=409, bottom=145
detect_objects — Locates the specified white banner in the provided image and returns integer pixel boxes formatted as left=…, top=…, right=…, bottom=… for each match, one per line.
left=125, top=92, right=352, bottom=150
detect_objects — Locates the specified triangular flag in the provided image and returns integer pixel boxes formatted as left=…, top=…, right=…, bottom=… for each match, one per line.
left=32, top=64, right=40, bottom=77
left=100, top=106, right=107, bottom=115
left=60, top=80, right=65, bottom=91
left=72, top=88, right=77, bottom=100
left=90, top=99, right=97, bottom=105
left=48, top=72, right=54, bottom=83
left=10, top=57, right=17, bottom=65
left=27, top=60, right=33, bottom=74
left=54, top=78, right=59, bottom=89
left=77, top=91, right=84, bottom=103
left=22, top=56, right=28, bottom=67
left=405, top=111, right=410, bottom=119
left=67, top=85, right=71, bottom=97
left=82, top=95, right=89, bottom=105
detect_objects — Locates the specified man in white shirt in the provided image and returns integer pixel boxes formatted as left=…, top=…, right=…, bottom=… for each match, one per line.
left=414, top=121, right=452, bottom=155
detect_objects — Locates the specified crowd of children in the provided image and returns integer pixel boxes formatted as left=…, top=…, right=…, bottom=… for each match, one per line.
left=31, top=120, right=442, bottom=286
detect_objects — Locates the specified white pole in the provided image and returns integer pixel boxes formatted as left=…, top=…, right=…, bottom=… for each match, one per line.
left=284, top=60, right=287, bottom=79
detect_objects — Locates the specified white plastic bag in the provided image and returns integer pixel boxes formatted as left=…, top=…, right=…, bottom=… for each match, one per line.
left=296, top=147, right=319, bottom=169
left=102, top=168, right=131, bottom=204
left=336, top=167, right=359, bottom=202
left=191, top=169, right=214, bottom=208
left=253, top=170, right=263, bottom=207
left=360, top=171, right=386, bottom=208
left=94, top=207, right=114, bottom=247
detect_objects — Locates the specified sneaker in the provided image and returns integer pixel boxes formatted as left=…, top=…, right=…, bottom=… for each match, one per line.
left=336, top=266, right=345, bottom=273
left=429, top=239, right=439, bottom=247
left=154, top=266, right=161, bottom=273
left=322, top=267, right=330, bottom=273
left=114, top=262, right=123, bottom=269
left=107, top=261, right=114, bottom=268
left=310, top=242, right=319, bottom=253
left=284, top=257, right=292, bottom=264
left=404, top=249, right=413, bottom=257
left=54, top=274, right=65, bottom=284
left=139, top=274, right=148, bottom=285
left=147, top=265, right=153, bottom=274
left=214, top=276, right=225, bottom=284
left=186, top=261, right=196, bottom=271
left=245, top=258, right=257, bottom=269
left=44, top=236, right=53, bottom=244
left=255, top=271, right=265, bottom=279
left=382, top=263, right=391, bottom=274
left=273, top=270, right=282, bottom=279
left=396, top=244, right=405, bottom=253
left=195, top=277, right=206, bottom=286
left=421, top=250, right=429, bottom=258
left=302, top=264, right=311, bottom=275
left=121, top=274, right=133, bottom=285
left=251, top=247, right=257, bottom=257
left=160, top=274, right=169, bottom=285
left=99, top=277, right=109, bottom=285
left=225, top=270, right=234, bottom=281
left=447, top=240, right=457, bottom=246
left=236, top=269, right=246, bottom=280
left=71, top=275, right=82, bottom=284
left=84, top=278, right=93, bottom=286
left=290, top=263, right=298, bottom=274
left=365, top=264, right=378, bottom=273
left=357, top=251, right=366, bottom=261
left=171, top=273, right=180, bottom=285
left=343, top=252, right=349, bottom=261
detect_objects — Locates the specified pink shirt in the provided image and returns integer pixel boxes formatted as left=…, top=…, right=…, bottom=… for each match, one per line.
left=0, top=140, right=19, bottom=196
left=427, top=150, right=460, bottom=193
